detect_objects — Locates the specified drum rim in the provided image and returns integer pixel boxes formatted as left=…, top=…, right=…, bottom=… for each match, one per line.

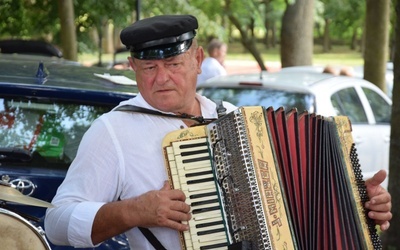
left=0, top=207, right=52, bottom=249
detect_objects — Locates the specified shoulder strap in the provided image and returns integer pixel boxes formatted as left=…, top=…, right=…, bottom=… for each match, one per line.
left=213, top=99, right=227, bottom=118
left=138, top=227, right=167, bottom=250
left=114, top=104, right=217, bottom=124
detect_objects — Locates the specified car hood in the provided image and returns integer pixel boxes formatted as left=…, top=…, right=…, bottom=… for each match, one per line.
left=0, top=54, right=138, bottom=95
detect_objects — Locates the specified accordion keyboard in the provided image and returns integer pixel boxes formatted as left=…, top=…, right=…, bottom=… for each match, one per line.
left=165, top=137, right=229, bottom=250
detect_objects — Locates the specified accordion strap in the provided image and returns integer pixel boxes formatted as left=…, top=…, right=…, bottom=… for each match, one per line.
left=138, top=227, right=166, bottom=250
left=114, top=104, right=217, bottom=124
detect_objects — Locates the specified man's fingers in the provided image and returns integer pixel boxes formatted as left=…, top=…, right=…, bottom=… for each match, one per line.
left=365, top=169, right=387, bottom=187
left=161, top=180, right=171, bottom=190
left=368, top=210, right=392, bottom=225
left=365, top=192, right=392, bottom=208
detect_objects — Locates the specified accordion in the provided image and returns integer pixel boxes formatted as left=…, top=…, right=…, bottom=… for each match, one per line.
left=162, top=106, right=382, bottom=250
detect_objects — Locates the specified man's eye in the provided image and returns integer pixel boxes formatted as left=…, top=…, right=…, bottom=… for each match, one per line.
left=168, top=63, right=180, bottom=68
left=144, top=66, right=156, bottom=71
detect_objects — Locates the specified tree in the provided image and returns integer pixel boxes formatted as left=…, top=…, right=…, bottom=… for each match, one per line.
left=224, top=0, right=267, bottom=70
left=73, top=0, right=134, bottom=66
left=0, top=0, right=59, bottom=41
left=280, top=0, right=314, bottom=67
left=57, top=0, right=77, bottom=61
left=316, top=0, right=365, bottom=53
left=363, top=0, right=391, bottom=93
left=381, top=1, right=400, bottom=248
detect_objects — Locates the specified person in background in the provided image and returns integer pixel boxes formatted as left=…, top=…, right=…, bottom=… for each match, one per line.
left=323, top=65, right=339, bottom=75
left=44, top=14, right=392, bottom=250
left=339, top=66, right=355, bottom=76
left=197, top=38, right=228, bottom=85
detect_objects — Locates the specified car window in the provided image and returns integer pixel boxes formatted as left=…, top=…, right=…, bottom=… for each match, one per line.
left=199, top=87, right=316, bottom=112
left=0, top=97, right=112, bottom=169
left=362, top=87, right=391, bottom=123
left=330, top=87, right=368, bottom=123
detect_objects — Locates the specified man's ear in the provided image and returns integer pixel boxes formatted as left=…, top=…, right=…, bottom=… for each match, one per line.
left=196, top=47, right=204, bottom=74
left=128, top=57, right=137, bottom=72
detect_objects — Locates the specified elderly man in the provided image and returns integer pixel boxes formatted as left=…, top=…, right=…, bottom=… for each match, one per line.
left=45, top=15, right=392, bottom=249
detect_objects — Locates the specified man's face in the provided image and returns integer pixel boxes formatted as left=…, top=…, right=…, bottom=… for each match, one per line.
left=129, top=45, right=204, bottom=114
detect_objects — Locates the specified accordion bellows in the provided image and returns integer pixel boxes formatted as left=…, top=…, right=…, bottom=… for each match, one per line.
left=162, top=106, right=382, bottom=250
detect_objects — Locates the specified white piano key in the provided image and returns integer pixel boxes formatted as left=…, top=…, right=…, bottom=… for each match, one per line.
left=191, top=225, right=225, bottom=236
left=192, top=234, right=228, bottom=249
left=172, top=138, right=207, bottom=147
left=192, top=210, right=223, bottom=221
left=196, top=232, right=227, bottom=242
left=183, top=183, right=216, bottom=192
left=190, top=216, right=224, bottom=226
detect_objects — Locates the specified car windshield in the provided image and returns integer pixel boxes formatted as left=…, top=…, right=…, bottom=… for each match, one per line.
left=199, top=87, right=316, bottom=112
left=0, top=97, right=112, bottom=169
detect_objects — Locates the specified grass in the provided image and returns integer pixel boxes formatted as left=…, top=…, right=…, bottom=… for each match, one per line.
left=78, top=43, right=364, bottom=68
left=225, top=43, right=364, bottom=67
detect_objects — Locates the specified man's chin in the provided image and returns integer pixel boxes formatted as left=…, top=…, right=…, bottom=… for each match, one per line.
left=152, top=101, right=180, bottom=113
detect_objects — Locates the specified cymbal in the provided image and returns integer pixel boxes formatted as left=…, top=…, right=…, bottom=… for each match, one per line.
left=0, top=184, right=53, bottom=208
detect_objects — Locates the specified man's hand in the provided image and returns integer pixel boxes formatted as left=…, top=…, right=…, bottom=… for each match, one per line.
left=130, top=181, right=191, bottom=231
left=364, top=169, right=392, bottom=231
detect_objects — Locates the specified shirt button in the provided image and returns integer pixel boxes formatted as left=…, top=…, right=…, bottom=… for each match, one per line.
left=180, top=125, right=184, bottom=129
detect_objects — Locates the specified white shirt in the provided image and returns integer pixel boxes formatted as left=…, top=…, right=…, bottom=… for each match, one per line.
left=197, top=57, right=227, bottom=85
left=45, top=93, right=237, bottom=249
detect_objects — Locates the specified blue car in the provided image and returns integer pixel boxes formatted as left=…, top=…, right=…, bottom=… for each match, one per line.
left=0, top=53, right=137, bottom=249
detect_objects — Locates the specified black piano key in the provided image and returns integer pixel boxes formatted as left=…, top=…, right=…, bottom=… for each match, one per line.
left=179, top=141, right=208, bottom=149
left=182, top=155, right=211, bottom=163
left=196, top=220, right=224, bottom=228
left=192, top=205, right=220, bottom=214
left=200, top=242, right=229, bottom=250
left=186, top=170, right=213, bottom=177
left=190, top=191, right=217, bottom=199
left=191, top=198, right=219, bottom=207
left=181, top=148, right=209, bottom=156
left=197, top=227, right=225, bottom=236
left=187, top=177, right=215, bottom=184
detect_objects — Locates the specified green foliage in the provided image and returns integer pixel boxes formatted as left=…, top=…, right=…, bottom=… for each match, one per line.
left=315, top=0, right=365, bottom=42
left=0, top=0, right=391, bottom=62
left=0, top=0, right=59, bottom=40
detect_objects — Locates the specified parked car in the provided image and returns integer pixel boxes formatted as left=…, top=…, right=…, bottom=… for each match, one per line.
left=197, top=71, right=392, bottom=189
left=280, top=64, right=393, bottom=98
left=353, top=64, right=393, bottom=99
left=0, top=39, right=63, bottom=58
left=0, top=53, right=137, bottom=249
left=0, top=39, right=82, bottom=66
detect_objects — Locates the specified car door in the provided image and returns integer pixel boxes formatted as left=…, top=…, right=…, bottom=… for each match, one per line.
left=357, top=86, right=391, bottom=188
left=329, top=85, right=391, bottom=188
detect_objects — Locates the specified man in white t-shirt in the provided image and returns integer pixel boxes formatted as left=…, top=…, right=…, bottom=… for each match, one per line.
left=197, top=39, right=227, bottom=85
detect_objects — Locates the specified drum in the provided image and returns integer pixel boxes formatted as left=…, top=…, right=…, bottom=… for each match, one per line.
left=0, top=208, right=51, bottom=250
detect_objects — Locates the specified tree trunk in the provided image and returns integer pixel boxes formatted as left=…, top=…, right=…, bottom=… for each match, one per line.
left=271, top=22, right=276, bottom=48
left=350, top=27, right=358, bottom=51
left=57, top=0, right=77, bottom=61
left=364, top=0, right=390, bottom=93
left=380, top=0, right=400, bottom=248
left=280, top=0, right=314, bottom=67
left=102, top=22, right=114, bottom=54
left=225, top=0, right=267, bottom=71
left=264, top=19, right=271, bottom=49
left=323, top=18, right=331, bottom=53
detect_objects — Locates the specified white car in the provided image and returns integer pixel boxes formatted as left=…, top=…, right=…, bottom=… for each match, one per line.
left=197, top=71, right=392, bottom=188
left=280, top=65, right=393, bottom=98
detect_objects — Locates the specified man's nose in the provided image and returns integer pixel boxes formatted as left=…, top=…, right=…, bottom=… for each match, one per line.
left=154, top=66, right=169, bottom=84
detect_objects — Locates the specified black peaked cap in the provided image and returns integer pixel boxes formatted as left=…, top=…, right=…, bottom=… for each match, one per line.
left=120, top=15, right=198, bottom=59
